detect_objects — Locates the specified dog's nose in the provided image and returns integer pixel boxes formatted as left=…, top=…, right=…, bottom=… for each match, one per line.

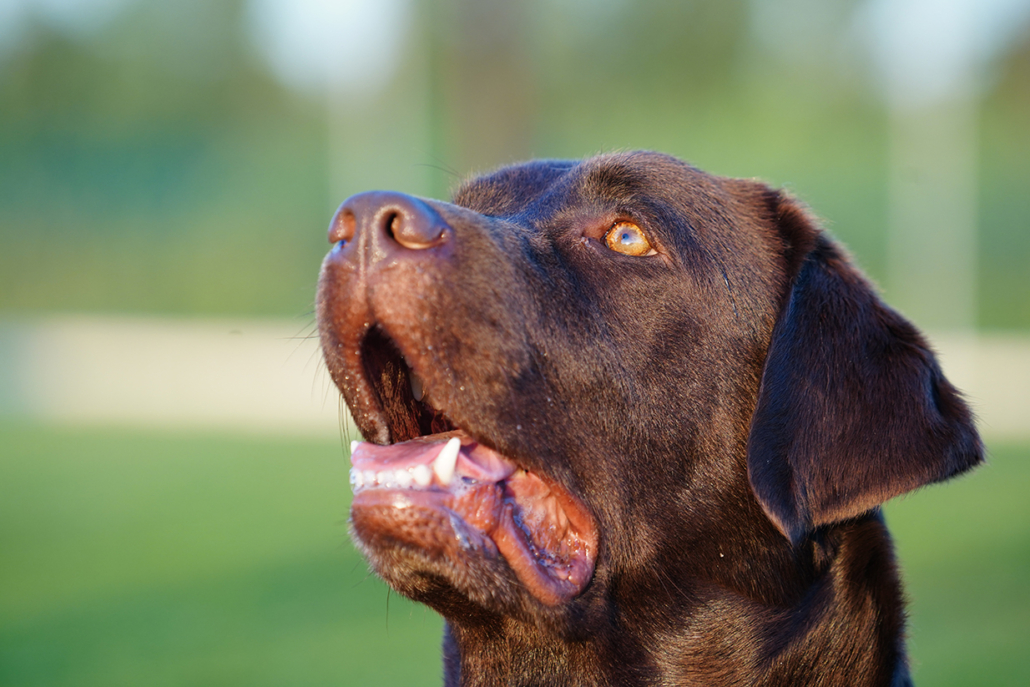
left=328, top=191, right=450, bottom=254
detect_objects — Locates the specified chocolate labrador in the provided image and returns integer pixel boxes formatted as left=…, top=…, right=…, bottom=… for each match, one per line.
left=316, top=152, right=982, bottom=686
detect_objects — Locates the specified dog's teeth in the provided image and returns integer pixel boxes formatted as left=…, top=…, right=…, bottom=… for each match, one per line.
left=350, top=440, right=359, bottom=454
left=433, top=437, right=461, bottom=485
left=412, top=464, right=432, bottom=487
left=349, top=467, right=363, bottom=492
left=377, top=471, right=395, bottom=488
left=395, top=469, right=413, bottom=488
left=362, top=470, right=376, bottom=486
left=410, top=371, right=426, bottom=402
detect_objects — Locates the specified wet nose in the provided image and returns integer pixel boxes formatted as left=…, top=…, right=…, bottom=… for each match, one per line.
left=328, top=191, right=451, bottom=254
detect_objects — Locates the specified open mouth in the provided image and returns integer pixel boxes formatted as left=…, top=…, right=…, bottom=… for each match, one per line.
left=346, top=326, right=598, bottom=606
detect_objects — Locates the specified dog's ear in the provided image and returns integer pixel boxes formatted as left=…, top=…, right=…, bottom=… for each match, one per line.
left=746, top=191, right=983, bottom=546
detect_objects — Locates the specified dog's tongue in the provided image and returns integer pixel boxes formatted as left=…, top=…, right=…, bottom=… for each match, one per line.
left=349, top=430, right=598, bottom=606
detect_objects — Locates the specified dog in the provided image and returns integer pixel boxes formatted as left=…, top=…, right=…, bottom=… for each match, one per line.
left=316, top=151, right=982, bottom=686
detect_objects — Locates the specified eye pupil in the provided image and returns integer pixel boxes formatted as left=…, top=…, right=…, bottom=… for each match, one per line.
left=604, top=222, right=655, bottom=257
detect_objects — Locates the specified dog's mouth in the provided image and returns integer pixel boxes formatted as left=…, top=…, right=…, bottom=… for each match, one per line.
left=346, top=327, right=598, bottom=607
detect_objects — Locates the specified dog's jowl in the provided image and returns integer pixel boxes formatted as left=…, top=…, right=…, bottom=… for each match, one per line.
left=316, top=152, right=982, bottom=687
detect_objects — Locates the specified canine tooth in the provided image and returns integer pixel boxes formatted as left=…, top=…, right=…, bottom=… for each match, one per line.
left=433, top=437, right=460, bottom=485
left=395, top=469, right=413, bottom=488
left=412, top=464, right=432, bottom=487
left=410, top=371, right=426, bottom=402
left=350, top=440, right=359, bottom=454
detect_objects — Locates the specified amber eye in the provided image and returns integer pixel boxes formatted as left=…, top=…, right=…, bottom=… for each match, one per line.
left=604, top=222, right=656, bottom=257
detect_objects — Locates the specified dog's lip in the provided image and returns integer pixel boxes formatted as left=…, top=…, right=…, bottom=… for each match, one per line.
left=349, top=429, right=599, bottom=606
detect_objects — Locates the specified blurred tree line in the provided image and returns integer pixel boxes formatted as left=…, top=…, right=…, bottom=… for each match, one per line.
left=0, top=0, right=1027, bottom=327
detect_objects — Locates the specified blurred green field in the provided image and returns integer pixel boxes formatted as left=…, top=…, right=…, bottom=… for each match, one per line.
left=1, top=422, right=1027, bottom=686
left=0, top=423, right=442, bottom=687
left=2, top=1, right=1029, bottom=328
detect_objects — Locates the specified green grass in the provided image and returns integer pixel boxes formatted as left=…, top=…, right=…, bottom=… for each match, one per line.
left=0, top=423, right=442, bottom=687
left=1, top=422, right=1027, bottom=686
left=885, top=444, right=1030, bottom=686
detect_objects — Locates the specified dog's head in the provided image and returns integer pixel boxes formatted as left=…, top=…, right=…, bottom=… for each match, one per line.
left=316, top=151, right=981, bottom=633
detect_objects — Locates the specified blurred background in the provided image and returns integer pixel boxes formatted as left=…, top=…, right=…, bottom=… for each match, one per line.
left=1, top=0, right=1028, bottom=685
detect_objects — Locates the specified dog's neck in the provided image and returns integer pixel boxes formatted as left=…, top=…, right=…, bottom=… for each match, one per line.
left=441, top=512, right=911, bottom=687
left=442, top=618, right=621, bottom=687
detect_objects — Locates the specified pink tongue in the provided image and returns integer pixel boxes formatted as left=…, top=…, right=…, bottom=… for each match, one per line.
left=350, top=429, right=517, bottom=483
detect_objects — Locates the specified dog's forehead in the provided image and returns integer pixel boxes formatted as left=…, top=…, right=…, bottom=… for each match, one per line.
left=453, top=151, right=723, bottom=218
left=452, top=159, right=577, bottom=216
left=573, top=151, right=716, bottom=198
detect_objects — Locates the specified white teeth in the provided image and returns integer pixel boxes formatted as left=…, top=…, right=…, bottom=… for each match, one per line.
left=351, top=438, right=460, bottom=493
left=350, top=440, right=359, bottom=454
left=412, top=464, right=432, bottom=487
left=410, top=371, right=426, bottom=402
left=433, top=437, right=460, bottom=485
left=351, top=467, right=422, bottom=490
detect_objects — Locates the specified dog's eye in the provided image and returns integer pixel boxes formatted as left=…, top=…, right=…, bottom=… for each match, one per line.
left=604, top=222, right=656, bottom=257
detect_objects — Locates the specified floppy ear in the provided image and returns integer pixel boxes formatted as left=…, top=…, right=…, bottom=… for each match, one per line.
left=747, top=192, right=984, bottom=546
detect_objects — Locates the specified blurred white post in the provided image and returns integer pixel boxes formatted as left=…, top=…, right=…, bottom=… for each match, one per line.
left=321, top=0, right=432, bottom=206
left=886, top=97, right=979, bottom=334
left=867, top=0, right=981, bottom=335
left=246, top=0, right=429, bottom=207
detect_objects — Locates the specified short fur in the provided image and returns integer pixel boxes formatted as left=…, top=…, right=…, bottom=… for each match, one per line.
left=316, top=151, right=983, bottom=686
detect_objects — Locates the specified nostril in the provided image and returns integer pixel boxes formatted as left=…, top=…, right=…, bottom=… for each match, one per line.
left=384, top=212, right=401, bottom=240
left=328, top=208, right=356, bottom=245
left=330, top=191, right=450, bottom=255
left=387, top=207, right=446, bottom=250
